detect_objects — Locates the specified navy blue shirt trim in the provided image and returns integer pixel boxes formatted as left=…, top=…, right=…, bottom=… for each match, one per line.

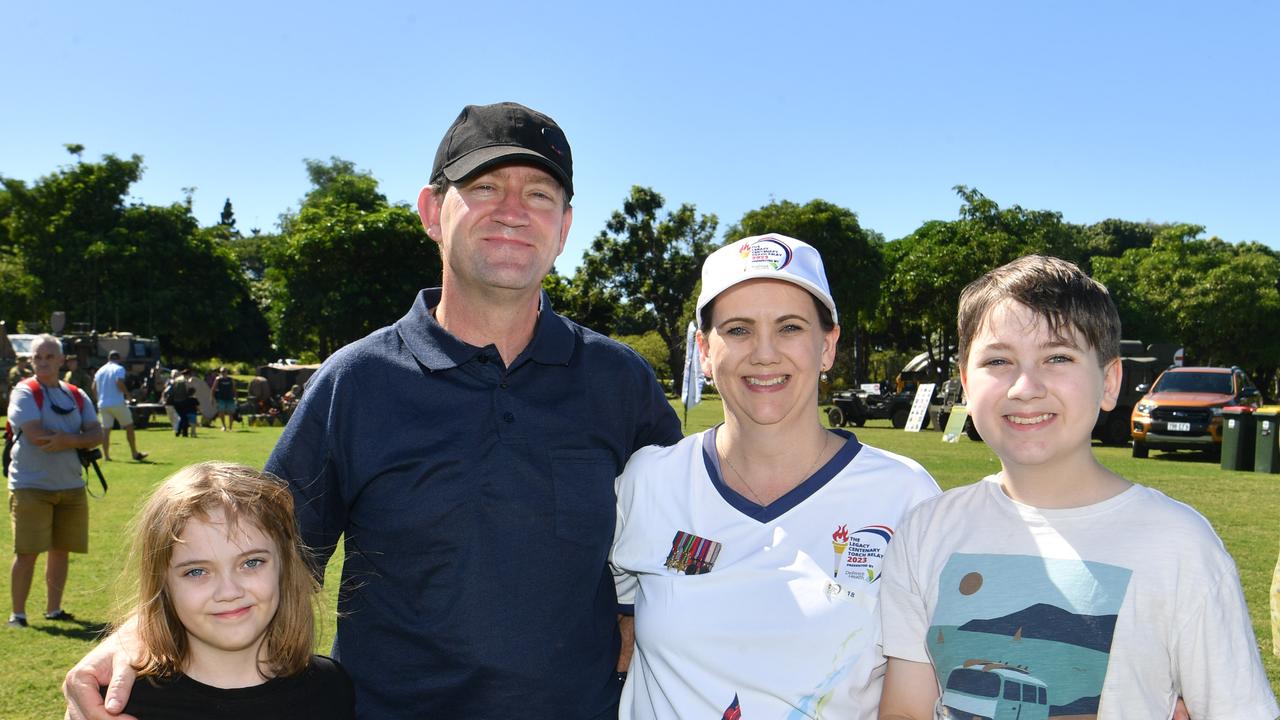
left=702, top=426, right=863, bottom=523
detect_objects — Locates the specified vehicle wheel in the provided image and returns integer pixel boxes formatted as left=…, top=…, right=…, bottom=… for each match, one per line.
left=935, top=410, right=950, bottom=432
left=852, top=415, right=866, bottom=427
left=1101, top=411, right=1131, bottom=446
left=134, top=410, right=150, bottom=430
left=1132, top=441, right=1149, bottom=459
left=891, top=407, right=909, bottom=429
left=964, top=418, right=983, bottom=442
left=826, top=406, right=845, bottom=428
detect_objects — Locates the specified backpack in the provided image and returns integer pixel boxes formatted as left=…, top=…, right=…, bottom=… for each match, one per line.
left=3, top=377, right=86, bottom=478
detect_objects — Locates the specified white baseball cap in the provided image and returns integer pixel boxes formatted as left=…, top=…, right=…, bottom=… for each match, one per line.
left=695, top=233, right=838, bottom=325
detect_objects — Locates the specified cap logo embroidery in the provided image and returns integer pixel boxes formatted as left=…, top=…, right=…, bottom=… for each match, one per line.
left=737, top=237, right=793, bottom=272
left=541, top=127, right=565, bottom=157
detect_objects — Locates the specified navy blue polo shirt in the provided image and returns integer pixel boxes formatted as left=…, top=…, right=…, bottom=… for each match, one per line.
left=266, top=289, right=682, bottom=720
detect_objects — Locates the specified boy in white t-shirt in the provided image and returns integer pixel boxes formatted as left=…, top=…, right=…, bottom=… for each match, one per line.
left=878, top=255, right=1278, bottom=720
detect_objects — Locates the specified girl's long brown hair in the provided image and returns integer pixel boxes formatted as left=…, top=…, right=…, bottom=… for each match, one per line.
left=124, top=462, right=319, bottom=680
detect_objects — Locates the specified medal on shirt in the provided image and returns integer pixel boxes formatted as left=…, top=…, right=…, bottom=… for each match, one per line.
left=664, top=530, right=723, bottom=575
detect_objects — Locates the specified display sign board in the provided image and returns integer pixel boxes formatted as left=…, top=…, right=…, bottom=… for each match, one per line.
left=904, top=383, right=936, bottom=433
left=942, top=406, right=969, bottom=443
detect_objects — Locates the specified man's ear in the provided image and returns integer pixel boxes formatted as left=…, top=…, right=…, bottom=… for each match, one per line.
left=418, top=186, right=443, bottom=240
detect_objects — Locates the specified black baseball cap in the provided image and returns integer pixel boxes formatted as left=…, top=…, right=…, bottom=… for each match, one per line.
left=431, top=102, right=573, bottom=200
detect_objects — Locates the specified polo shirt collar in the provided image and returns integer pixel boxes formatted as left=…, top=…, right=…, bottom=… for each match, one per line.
left=396, top=288, right=575, bottom=371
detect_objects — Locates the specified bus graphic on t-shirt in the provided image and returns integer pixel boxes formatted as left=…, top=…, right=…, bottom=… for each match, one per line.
left=926, top=553, right=1132, bottom=719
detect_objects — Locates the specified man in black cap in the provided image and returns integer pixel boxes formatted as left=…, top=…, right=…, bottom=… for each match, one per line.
left=67, top=102, right=681, bottom=720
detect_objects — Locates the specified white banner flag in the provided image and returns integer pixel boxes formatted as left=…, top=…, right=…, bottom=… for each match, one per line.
left=681, top=321, right=703, bottom=410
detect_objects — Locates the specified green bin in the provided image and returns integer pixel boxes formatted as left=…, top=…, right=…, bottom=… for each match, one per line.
left=1254, top=410, right=1280, bottom=474
left=1220, top=407, right=1256, bottom=472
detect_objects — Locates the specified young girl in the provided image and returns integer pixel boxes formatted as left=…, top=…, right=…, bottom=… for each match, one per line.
left=106, top=461, right=355, bottom=718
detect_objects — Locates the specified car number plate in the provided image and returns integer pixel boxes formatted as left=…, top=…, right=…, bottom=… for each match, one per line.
left=1167, top=422, right=1191, bottom=432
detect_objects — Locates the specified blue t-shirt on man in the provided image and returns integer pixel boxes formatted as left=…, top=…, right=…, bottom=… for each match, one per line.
left=266, top=289, right=681, bottom=719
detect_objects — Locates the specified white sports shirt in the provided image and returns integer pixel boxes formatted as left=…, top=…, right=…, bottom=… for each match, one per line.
left=612, top=428, right=940, bottom=720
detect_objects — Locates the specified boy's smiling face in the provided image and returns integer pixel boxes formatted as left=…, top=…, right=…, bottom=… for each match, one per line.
left=961, top=300, right=1122, bottom=479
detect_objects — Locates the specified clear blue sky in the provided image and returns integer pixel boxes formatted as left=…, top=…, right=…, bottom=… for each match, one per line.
left=4, top=1, right=1276, bottom=273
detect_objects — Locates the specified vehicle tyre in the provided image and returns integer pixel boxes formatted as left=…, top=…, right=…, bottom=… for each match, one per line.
left=935, top=410, right=950, bottom=432
left=964, top=418, right=983, bottom=442
left=852, top=415, right=866, bottom=427
left=134, top=410, right=150, bottom=430
left=826, top=406, right=845, bottom=428
left=1101, top=411, right=1131, bottom=446
left=1132, top=440, right=1149, bottom=459
left=891, top=407, right=909, bottom=429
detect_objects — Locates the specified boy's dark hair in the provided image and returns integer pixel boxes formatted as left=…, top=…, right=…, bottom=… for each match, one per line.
left=957, top=254, right=1121, bottom=367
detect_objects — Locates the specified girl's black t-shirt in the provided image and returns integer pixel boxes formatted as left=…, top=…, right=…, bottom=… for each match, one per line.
left=103, top=655, right=355, bottom=720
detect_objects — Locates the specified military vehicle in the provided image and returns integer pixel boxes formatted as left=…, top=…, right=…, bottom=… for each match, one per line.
left=61, top=329, right=164, bottom=402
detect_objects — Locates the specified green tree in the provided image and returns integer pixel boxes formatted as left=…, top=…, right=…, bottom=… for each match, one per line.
left=612, top=330, right=670, bottom=381
left=579, top=186, right=717, bottom=387
left=542, top=267, right=624, bottom=335
left=2, top=151, right=269, bottom=358
left=877, top=187, right=1095, bottom=376
left=1093, top=227, right=1280, bottom=388
left=271, top=158, right=441, bottom=357
left=2, top=153, right=143, bottom=328
left=725, top=199, right=885, bottom=384
left=219, top=198, right=239, bottom=234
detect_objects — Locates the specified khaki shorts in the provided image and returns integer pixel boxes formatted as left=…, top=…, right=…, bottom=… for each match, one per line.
left=9, top=487, right=89, bottom=554
left=100, top=404, right=134, bottom=429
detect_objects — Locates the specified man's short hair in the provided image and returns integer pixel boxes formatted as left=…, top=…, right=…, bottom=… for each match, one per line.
left=957, top=254, right=1121, bottom=368
left=33, top=334, right=62, bottom=356
left=108, top=350, right=122, bottom=361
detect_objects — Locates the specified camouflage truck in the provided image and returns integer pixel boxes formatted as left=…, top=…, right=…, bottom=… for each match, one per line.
left=60, top=330, right=164, bottom=403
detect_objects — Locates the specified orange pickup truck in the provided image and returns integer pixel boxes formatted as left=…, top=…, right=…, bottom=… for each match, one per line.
left=1130, top=366, right=1262, bottom=459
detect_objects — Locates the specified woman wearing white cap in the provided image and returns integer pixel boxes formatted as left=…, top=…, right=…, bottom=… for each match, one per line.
left=611, top=234, right=940, bottom=719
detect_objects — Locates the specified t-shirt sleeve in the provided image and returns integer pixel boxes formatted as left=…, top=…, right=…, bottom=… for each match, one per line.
left=1174, top=559, right=1280, bottom=720
left=880, top=505, right=934, bottom=664
left=311, top=656, right=357, bottom=720
left=8, top=382, right=39, bottom=428
left=610, top=454, right=644, bottom=612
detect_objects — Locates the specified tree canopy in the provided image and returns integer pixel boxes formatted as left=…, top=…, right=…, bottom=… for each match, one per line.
left=0, top=151, right=269, bottom=358
left=577, top=186, right=717, bottom=385
left=269, top=158, right=441, bottom=357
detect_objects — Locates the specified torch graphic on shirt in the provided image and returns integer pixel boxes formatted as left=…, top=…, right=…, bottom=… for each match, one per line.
left=831, top=525, right=850, bottom=578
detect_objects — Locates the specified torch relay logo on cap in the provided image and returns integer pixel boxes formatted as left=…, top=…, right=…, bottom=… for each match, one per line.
left=737, top=237, right=794, bottom=272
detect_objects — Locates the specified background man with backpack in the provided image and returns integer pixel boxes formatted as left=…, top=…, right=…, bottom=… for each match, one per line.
left=6, top=334, right=102, bottom=628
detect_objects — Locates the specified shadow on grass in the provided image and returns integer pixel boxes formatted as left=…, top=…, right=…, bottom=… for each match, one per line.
left=33, top=618, right=110, bottom=641
left=1145, top=450, right=1222, bottom=464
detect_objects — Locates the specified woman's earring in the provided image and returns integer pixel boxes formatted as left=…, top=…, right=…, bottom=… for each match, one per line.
left=820, top=371, right=829, bottom=383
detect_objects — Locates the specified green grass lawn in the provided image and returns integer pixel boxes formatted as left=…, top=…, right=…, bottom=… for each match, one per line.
left=1, top=403, right=1276, bottom=717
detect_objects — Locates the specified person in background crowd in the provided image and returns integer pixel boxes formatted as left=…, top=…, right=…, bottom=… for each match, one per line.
left=91, top=351, right=147, bottom=462
left=62, top=355, right=94, bottom=394
left=9, top=354, right=35, bottom=387
left=212, top=367, right=237, bottom=432
left=7, top=334, right=103, bottom=629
